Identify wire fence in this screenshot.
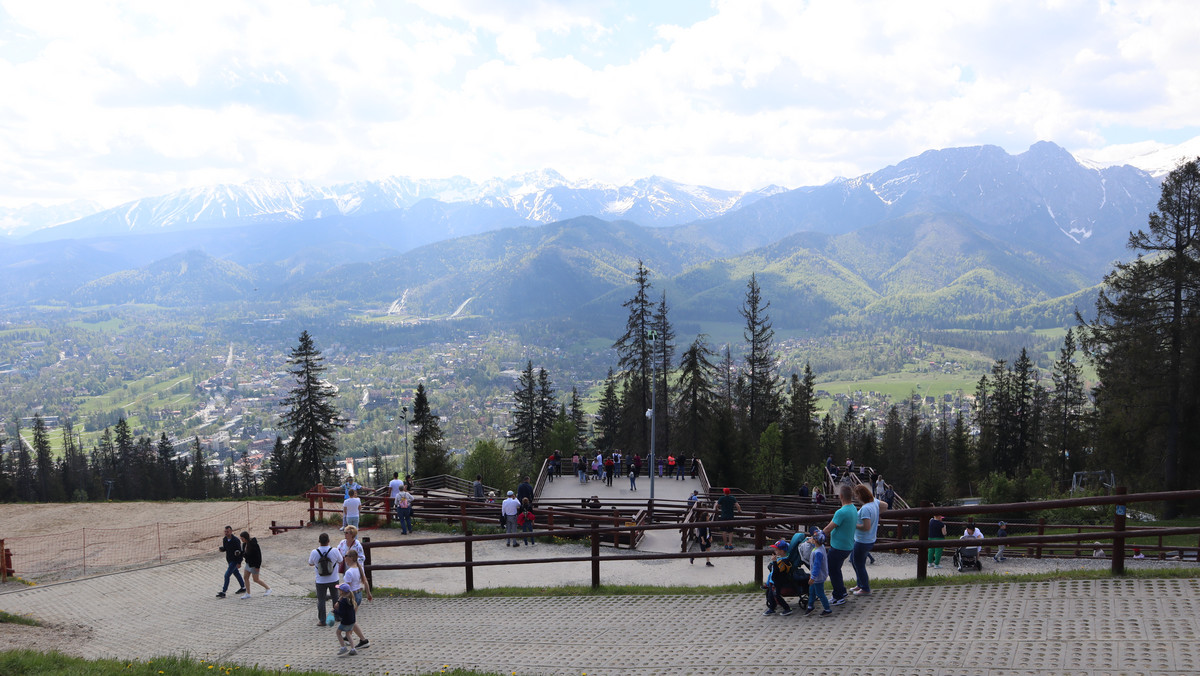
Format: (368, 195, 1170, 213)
(3, 501, 308, 581)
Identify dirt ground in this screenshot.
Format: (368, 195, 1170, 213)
(0, 500, 307, 538)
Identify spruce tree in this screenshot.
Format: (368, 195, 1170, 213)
(651, 292, 676, 458)
(675, 335, 717, 469)
(509, 360, 538, 459)
(1048, 328, 1088, 486)
(612, 261, 654, 454)
(568, 387, 588, 453)
(280, 331, 345, 488)
(594, 370, 621, 452)
(411, 383, 450, 477)
(740, 274, 780, 440)
(32, 414, 62, 501)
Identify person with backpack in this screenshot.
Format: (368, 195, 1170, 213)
(308, 532, 344, 627)
(516, 497, 536, 545)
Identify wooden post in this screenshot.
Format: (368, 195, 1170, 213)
(1, 539, 6, 583)
(385, 497, 393, 526)
(546, 506, 555, 531)
(917, 503, 929, 581)
(591, 522, 601, 589)
(463, 512, 474, 592)
(1035, 518, 1046, 559)
(1112, 486, 1127, 575)
(611, 507, 621, 548)
(308, 493, 316, 524)
(157, 523, 163, 563)
(363, 536, 373, 591)
(754, 511, 765, 586)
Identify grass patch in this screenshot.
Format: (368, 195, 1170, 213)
(0, 610, 41, 626)
(0, 651, 499, 676)
(372, 567, 1200, 599)
(372, 582, 762, 598)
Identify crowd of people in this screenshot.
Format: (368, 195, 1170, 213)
(544, 450, 701, 488)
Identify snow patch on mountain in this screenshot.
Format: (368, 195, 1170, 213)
(1076, 135, 1200, 177)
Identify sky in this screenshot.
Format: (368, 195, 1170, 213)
(1, 0, 1198, 209)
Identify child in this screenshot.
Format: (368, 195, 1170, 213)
(691, 515, 714, 567)
(993, 521, 1008, 562)
(334, 584, 358, 656)
(762, 539, 793, 616)
(341, 549, 372, 650)
(805, 531, 832, 616)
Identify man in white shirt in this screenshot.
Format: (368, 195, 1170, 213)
(501, 490, 522, 547)
(343, 488, 362, 529)
(388, 472, 404, 518)
(308, 532, 344, 627)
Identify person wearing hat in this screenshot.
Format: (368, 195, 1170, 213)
(501, 489, 522, 546)
(762, 539, 793, 616)
(805, 530, 832, 616)
(994, 521, 1008, 562)
(334, 583, 359, 656)
(715, 487, 742, 550)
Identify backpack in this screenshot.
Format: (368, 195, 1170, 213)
(315, 547, 335, 577)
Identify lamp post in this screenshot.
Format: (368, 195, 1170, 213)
(647, 328, 657, 501)
(400, 404, 410, 476)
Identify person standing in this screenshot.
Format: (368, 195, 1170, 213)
(343, 488, 362, 530)
(309, 532, 343, 626)
(394, 485, 415, 535)
(517, 476, 534, 504)
(340, 475, 361, 529)
(691, 513, 714, 566)
(798, 482, 810, 500)
(628, 465, 637, 491)
(666, 454, 676, 479)
(517, 497, 536, 545)
(472, 475, 484, 501)
(338, 525, 365, 573)
(613, 450, 622, 476)
(216, 525, 245, 598)
(239, 531, 272, 598)
(928, 514, 947, 568)
(715, 487, 742, 550)
(604, 456, 615, 486)
(501, 490, 521, 546)
(821, 484, 857, 605)
(632, 453, 643, 478)
(849, 484, 880, 596)
(388, 473, 405, 518)
(994, 521, 1008, 562)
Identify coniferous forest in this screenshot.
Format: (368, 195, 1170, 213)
(1, 159, 1198, 512)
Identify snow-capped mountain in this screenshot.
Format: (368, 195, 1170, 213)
(1075, 135, 1200, 177)
(0, 199, 103, 237)
(25, 172, 779, 242)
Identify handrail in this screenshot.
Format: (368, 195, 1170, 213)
(359, 488, 1200, 591)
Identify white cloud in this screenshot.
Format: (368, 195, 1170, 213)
(0, 0, 1198, 208)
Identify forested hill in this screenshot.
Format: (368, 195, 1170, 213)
(0, 141, 1163, 331)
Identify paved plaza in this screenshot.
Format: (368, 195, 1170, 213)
(2, 554, 1198, 675)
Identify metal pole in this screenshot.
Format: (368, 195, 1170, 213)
(649, 365, 656, 501)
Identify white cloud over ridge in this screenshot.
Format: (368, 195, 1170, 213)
(0, 0, 1197, 208)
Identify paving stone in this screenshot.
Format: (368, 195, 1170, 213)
(2, 558, 1199, 674)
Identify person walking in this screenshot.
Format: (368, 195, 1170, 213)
(501, 490, 521, 546)
(715, 487, 742, 550)
(340, 475, 361, 529)
(805, 531, 833, 616)
(338, 525, 365, 573)
(308, 532, 343, 626)
(849, 484, 880, 597)
(928, 514, 947, 568)
(691, 512, 715, 566)
(472, 474, 484, 501)
(994, 521, 1009, 562)
(215, 525, 245, 598)
(821, 484, 857, 605)
(334, 584, 359, 656)
(239, 531, 272, 598)
(340, 550, 371, 651)
(629, 465, 637, 491)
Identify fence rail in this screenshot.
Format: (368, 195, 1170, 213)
(361, 488, 1200, 592)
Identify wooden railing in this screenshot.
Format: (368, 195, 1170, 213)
(360, 488, 1200, 592)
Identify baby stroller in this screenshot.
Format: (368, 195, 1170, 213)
(771, 534, 812, 607)
(954, 538, 983, 572)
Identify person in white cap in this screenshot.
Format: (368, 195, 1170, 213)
(501, 490, 522, 546)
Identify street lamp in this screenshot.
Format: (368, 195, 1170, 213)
(400, 404, 410, 477)
(647, 328, 657, 501)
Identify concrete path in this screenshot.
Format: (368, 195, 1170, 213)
(2, 547, 1198, 675)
